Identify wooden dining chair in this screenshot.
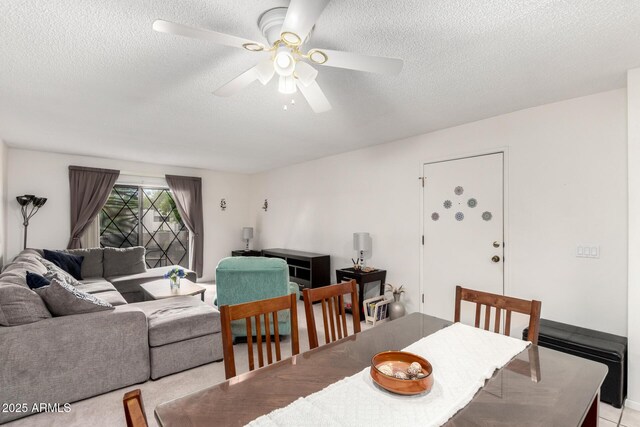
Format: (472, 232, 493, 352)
(123, 389, 148, 427)
(454, 285, 542, 345)
(220, 293, 299, 379)
(303, 280, 361, 350)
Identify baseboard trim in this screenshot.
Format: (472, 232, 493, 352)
(625, 398, 640, 410)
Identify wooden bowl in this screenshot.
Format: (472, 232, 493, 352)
(370, 351, 434, 395)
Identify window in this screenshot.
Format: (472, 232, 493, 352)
(100, 185, 189, 269)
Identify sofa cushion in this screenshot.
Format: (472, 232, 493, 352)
(103, 247, 146, 277)
(94, 290, 128, 306)
(75, 280, 117, 294)
(26, 272, 50, 289)
(3, 259, 48, 277)
(107, 266, 196, 295)
(133, 296, 220, 347)
(0, 285, 52, 326)
(0, 271, 29, 288)
(43, 249, 83, 280)
(35, 277, 114, 316)
(41, 259, 81, 285)
(66, 248, 104, 278)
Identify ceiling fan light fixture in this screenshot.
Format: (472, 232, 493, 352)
(295, 61, 318, 87)
(274, 47, 296, 76)
(242, 42, 264, 52)
(278, 75, 297, 94)
(281, 31, 302, 46)
(308, 49, 328, 65)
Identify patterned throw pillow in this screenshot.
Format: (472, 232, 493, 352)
(40, 259, 81, 286)
(34, 276, 114, 316)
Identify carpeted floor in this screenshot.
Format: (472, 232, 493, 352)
(7, 284, 369, 427)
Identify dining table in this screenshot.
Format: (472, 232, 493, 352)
(154, 313, 608, 427)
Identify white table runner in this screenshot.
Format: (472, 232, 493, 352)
(247, 322, 529, 427)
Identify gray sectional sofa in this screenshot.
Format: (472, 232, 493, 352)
(0, 247, 222, 424)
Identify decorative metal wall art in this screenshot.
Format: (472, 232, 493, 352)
(262, 199, 268, 212)
(454, 186, 464, 195)
(220, 198, 227, 211)
(455, 212, 464, 221)
(443, 200, 452, 209)
(482, 211, 492, 221)
(467, 198, 477, 208)
(431, 212, 439, 221)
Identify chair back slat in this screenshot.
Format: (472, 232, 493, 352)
(505, 310, 512, 336)
(303, 280, 361, 350)
(454, 285, 542, 345)
(220, 293, 299, 379)
(255, 315, 264, 368)
(484, 305, 491, 330)
(494, 305, 501, 333)
(246, 318, 255, 371)
(273, 311, 281, 361)
(328, 296, 337, 341)
(264, 313, 273, 364)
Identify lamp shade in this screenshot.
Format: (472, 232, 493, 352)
(353, 232, 372, 252)
(242, 227, 254, 240)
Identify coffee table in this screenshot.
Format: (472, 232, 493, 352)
(141, 278, 206, 302)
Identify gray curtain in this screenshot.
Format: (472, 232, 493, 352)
(67, 166, 119, 249)
(165, 175, 204, 277)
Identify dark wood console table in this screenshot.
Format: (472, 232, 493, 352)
(336, 268, 387, 320)
(262, 248, 330, 293)
(231, 250, 262, 257)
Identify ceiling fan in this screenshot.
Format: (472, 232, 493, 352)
(153, 0, 403, 113)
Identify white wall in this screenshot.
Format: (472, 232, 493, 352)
(627, 69, 640, 409)
(5, 148, 252, 281)
(250, 89, 628, 336)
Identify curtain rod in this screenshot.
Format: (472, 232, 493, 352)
(119, 171, 166, 179)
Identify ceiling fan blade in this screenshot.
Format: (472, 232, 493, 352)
(255, 59, 275, 85)
(295, 61, 318, 86)
(213, 66, 260, 97)
(315, 49, 403, 75)
(153, 19, 264, 50)
(281, 0, 330, 43)
(296, 80, 331, 113)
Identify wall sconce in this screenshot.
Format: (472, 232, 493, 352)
(220, 198, 227, 211)
(262, 199, 268, 211)
(17, 195, 47, 250)
(353, 232, 372, 269)
(242, 227, 254, 251)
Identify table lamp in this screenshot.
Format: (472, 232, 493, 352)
(353, 232, 372, 268)
(17, 195, 47, 250)
(242, 227, 254, 251)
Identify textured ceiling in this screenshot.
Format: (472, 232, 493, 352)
(1, 0, 640, 173)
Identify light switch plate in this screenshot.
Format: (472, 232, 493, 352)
(576, 245, 600, 258)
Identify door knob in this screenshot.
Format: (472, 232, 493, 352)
(491, 255, 501, 263)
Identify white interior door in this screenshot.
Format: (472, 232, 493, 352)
(422, 153, 504, 324)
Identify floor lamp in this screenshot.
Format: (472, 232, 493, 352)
(17, 195, 47, 250)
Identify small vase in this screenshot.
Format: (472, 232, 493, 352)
(388, 293, 405, 320)
(170, 276, 180, 290)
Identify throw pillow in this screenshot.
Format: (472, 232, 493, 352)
(0, 285, 52, 326)
(26, 271, 51, 289)
(40, 259, 80, 286)
(103, 247, 146, 277)
(43, 249, 84, 280)
(34, 276, 114, 316)
(66, 248, 103, 278)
